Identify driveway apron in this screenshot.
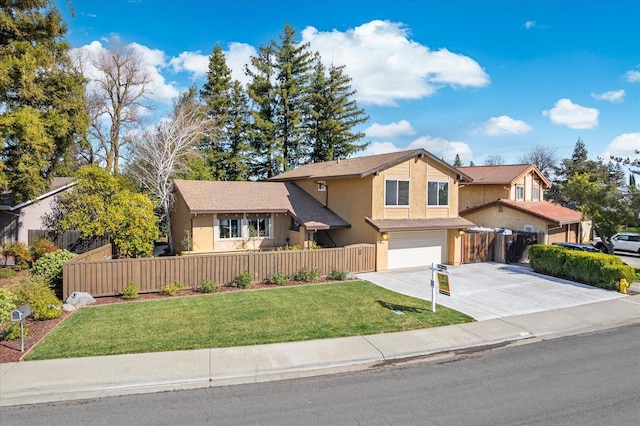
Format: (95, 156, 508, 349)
(358, 262, 626, 321)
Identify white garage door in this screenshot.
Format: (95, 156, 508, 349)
(388, 230, 446, 269)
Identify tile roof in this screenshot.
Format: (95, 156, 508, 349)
(458, 164, 551, 188)
(365, 217, 476, 232)
(460, 199, 584, 225)
(271, 149, 472, 182)
(173, 180, 350, 230)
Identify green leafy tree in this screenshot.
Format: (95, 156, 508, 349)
(307, 58, 369, 162)
(0, 0, 88, 203)
(46, 166, 158, 258)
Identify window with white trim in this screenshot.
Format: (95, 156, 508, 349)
(219, 218, 242, 239)
(428, 181, 449, 206)
(385, 180, 410, 206)
(533, 186, 540, 201)
(516, 185, 524, 201)
(247, 214, 271, 238)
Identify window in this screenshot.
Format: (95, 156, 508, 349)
(247, 215, 271, 238)
(385, 180, 409, 206)
(428, 181, 449, 206)
(533, 186, 540, 201)
(317, 181, 326, 192)
(516, 185, 524, 201)
(219, 218, 241, 239)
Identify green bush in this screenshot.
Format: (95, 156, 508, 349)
(30, 238, 58, 262)
(0, 287, 18, 324)
(294, 267, 320, 282)
(270, 271, 291, 286)
(10, 276, 62, 320)
(3, 322, 27, 340)
(233, 271, 252, 288)
(328, 269, 348, 281)
(122, 281, 139, 299)
(197, 280, 218, 293)
(3, 242, 31, 269)
(29, 250, 77, 287)
(0, 268, 16, 280)
(161, 281, 185, 296)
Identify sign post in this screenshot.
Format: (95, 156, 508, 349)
(430, 263, 450, 312)
(11, 304, 32, 353)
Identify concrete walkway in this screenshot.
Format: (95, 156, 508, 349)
(358, 262, 627, 320)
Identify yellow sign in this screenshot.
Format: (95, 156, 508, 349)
(437, 272, 450, 296)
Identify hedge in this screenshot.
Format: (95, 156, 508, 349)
(528, 244, 634, 290)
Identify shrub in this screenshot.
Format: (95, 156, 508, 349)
(276, 245, 300, 251)
(3, 322, 27, 340)
(29, 250, 77, 287)
(10, 276, 62, 320)
(0, 268, 16, 280)
(3, 242, 31, 269)
(161, 281, 185, 296)
(270, 271, 291, 286)
(0, 287, 18, 324)
(30, 238, 59, 262)
(294, 267, 320, 282)
(122, 281, 139, 299)
(233, 271, 252, 288)
(197, 280, 218, 293)
(328, 269, 348, 281)
(308, 241, 322, 250)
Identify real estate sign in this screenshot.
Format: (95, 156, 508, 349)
(437, 272, 450, 296)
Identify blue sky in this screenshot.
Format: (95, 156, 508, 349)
(57, 0, 640, 169)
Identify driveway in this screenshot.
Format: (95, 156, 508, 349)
(358, 262, 626, 321)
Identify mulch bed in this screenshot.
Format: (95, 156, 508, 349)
(0, 278, 331, 364)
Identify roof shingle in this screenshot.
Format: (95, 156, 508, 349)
(458, 164, 550, 188)
(460, 199, 584, 225)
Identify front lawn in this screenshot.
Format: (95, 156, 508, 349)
(26, 281, 473, 360)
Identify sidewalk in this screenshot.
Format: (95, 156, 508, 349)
(2, 293, 639, 407)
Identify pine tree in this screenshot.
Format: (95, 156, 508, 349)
(307, 59, 369, 162)
(0, 0, 88, 203)
(453, 154, 462, 167)
(225, 81, 251, 180)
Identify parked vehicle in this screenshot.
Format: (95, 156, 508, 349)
(552, 242, 600, 253)
(593, 232, 640, 255)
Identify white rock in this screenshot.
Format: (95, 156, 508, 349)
(62, 304, 76, 312)
(65, 291, 95, 308)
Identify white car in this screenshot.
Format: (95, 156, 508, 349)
(594, 232, 640, 255)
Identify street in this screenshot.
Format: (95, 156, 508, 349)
(3, 324, 639, 425)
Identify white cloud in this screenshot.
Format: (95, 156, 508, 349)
(542, 98, 599, 129)
(300, 20, 490, 106)
(523, 21, 536, 29)
(365, 120, 416, 138)
(472, 115, 532, 135)
(591, 90, 625, 103)
(626, 67, 640, 83)
(225, 42, 257, 86)
(408, 135, 473, 164)
(601, 132, 640, 160)
(169, 51, 209, 78)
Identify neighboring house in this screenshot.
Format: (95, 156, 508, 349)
(0, 177, 76, 246)
(457, 164, 591, 244)
(171, 149, 475, 270)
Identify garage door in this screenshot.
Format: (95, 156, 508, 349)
(388, 230, 446, 269)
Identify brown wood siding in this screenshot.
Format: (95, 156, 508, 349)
(62, 244, 376, 299)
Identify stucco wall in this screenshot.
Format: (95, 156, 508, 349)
(461, 205, 549, 234)
(459, 184, 509, 211)
(170, 190, 192, 254)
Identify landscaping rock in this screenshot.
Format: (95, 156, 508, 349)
(65, 291, 95, 308)
(62, 304, 76, 312)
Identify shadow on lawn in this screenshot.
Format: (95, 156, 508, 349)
(377, 300, 427, 314)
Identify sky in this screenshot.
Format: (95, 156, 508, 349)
(56, 0, 640, 170)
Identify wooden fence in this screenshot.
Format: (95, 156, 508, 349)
(463, 231, 544, 264)
(62, 244, 376, 299)
(28, 230, 110, 254)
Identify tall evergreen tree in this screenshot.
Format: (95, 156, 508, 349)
(307, 59, 368, 162)
(0, 0, 88, 203)
(453, 154, 462, 168)
(225, 81, 251, 180)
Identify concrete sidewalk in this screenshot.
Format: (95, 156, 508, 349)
(2, 293, 639, 407)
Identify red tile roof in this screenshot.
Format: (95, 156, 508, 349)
(460, 199, 584, 225)
(271, 149, 472, 182)
(173, 180, 350, 230)
(458, 164, 551, 188)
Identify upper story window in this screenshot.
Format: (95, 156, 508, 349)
(219, 218, 242, 239)
(385, 180, 410, 206)
(533, 186, 540, 201)
(428, 181, 449, 206)
(516, 185, 525, 201)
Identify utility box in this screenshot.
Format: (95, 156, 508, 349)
(11, 304, 32, 322)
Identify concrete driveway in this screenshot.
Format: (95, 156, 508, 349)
(358, 262, 626, 321)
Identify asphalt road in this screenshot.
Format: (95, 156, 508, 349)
(617, 252, 640, 269)
(3, 325, 639, 425)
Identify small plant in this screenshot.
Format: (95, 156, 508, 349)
(270, 271, 291, 286)
(122, 281, 139, 299)
(294, 267, 320, 282)
(307, 241, 322, 250)
(0, 287, 18, 324)
(3, 242, 31, 270)
(197, 279, 218, 293)
(29, 250, 77, 287)
(233, 271, 252, 288)
(328, 269, 348, 281)
(181, 230, 193, 253)
(10, 276, 62, 320)
(276, 244, 300, 251)
(3, 322, 27, 340)
(30, 300, 62, 320)
(0, 268, 16, 280)
(30, 238, 58, 262)
(161, 281, 185, 296)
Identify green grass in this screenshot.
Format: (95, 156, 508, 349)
(26, 281, 473, 360)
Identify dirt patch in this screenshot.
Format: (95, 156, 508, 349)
(1, 278, 335, 364)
